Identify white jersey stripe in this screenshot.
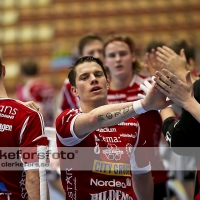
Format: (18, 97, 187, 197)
(19, 116, 29, 144)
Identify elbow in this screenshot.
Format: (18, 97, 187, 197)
(88, 110, 101, 128)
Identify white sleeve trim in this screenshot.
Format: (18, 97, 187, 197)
(131, 162, 151, 174)
(19, 117, 30, 144)
(130, 123, 151, 174)
(130, 150, 151, 174)
(57, 113, 91, 146)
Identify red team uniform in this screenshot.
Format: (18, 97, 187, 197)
(56, 108, 151, 200)
(59, 75, 168, 186)
(0, 98, 48, 200)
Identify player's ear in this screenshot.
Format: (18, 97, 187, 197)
(106, 80, 109, 89)
(131, 52, 136, 63)
(71, 86, 79, 97)
(2, 64, 6, 77)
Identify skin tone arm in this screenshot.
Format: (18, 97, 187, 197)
(74, 85, 171, 138)
(154, 68, 200, 123)
(26, 170, 50, 200)
(132, 172, 153, 200)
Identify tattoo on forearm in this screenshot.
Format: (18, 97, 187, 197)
(106, 113, 113, 119)
(97, 115, 104, 122)
(114, 110, 121, 117)
(123, 106, 129, 114)
(97, 106, 131, 122)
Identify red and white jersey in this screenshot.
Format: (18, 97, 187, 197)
(107, 74, 168, 184)
(56, 108, 151, 200)
(0, 98, 48, 200)
(58, 78, 79, 113)
(17, 79, 55, 126)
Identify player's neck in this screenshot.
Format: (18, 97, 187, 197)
(0, 85, 8, 98)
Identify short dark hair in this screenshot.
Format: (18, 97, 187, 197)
(68, 56, 107, 87)
(78, 34, 103, 56)
(0, 59, 2, 77)
(104, 34, 142, 74)
(171, 40, 195, 63)
(20, 60, 38, 76)
(145, 41, 165, 53)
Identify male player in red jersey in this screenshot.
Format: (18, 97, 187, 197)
(0, 59, 49, 200)
(58, 34, 104, 113)
(56, 56, 171, 200)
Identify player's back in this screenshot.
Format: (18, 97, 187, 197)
(0, 98, 45, 200)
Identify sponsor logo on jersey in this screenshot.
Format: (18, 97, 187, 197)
(90, 178, 131, 188)
(90, 189, 133, 200)
(0, 124, 12, 132)
(19, 171, 28, 199)
(103, 144, 123, 161)
(92, 160, 131, 177)
(97, 127, 117, 132)
(0, 106, 18, 119)
(126, 143, 133, 158)
(98, 134, 121, 143)
(108, 94, 126, 100)
(127, 96, 140, 101)
(65, 168, 76, 200)
(165, 131, 171, 143)
(0, 113, 15, 119)
(120, 133, 137, 138)
(118, 122, 138, 127)
(0, 106, 18, 115)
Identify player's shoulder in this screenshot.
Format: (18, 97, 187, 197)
(12, 99, 41, 115)
(58, 108, 81, 118)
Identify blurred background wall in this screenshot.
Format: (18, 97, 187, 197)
(0, 0, 200, 96)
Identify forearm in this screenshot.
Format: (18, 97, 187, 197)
(183, 98, 200, 123)
(160, 107, 176, 122)
(26, 170, 50, 200)
(75, 102, 140, 138)
(132, 172, 154, 200)
(26, 170, 40, 200)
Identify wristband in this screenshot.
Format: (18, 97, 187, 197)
(133, 100, 146, 114)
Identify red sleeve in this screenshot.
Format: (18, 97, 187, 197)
(56, 109, 84, 146)
(59, 80, 79, 112)
(20, 111, 48, 166)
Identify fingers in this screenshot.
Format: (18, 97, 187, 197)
(162, 46, 175, 55)
(156, 46, 175, 63)
(155, 70, 174, 89)
(143, 80, 153, 89)
(156, 50, 168, 63)
(180, 49, 185, 58)
(154, 82, 170, 96)
(160, 68, 178, 84)
(140, 83, 149, 94)
(137, 93, 146, 99)
(185, 71, 192, 85)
